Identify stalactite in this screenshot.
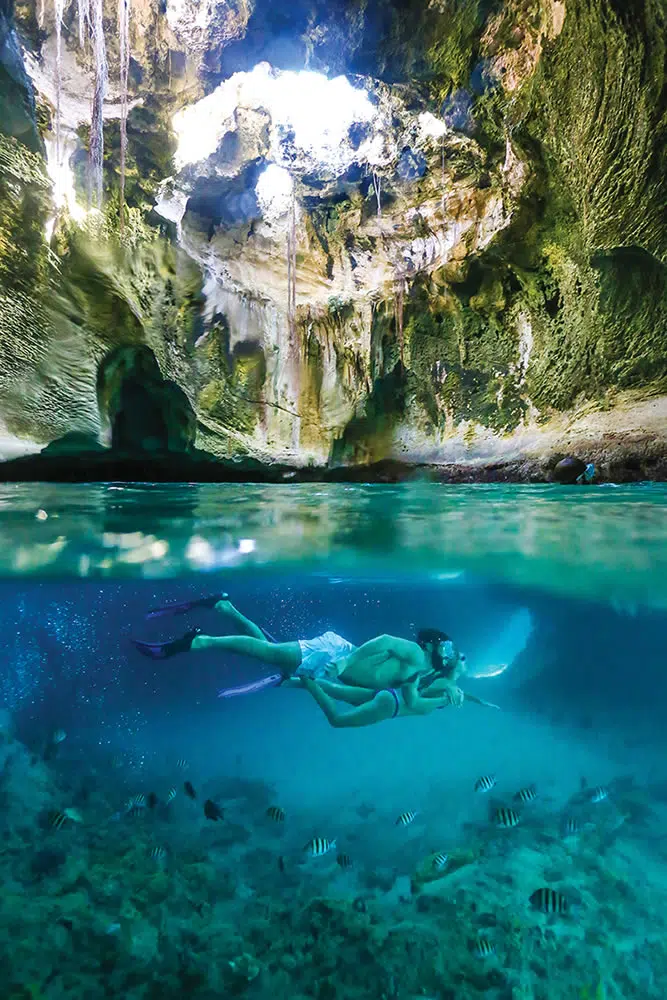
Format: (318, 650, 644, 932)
(441, 135, 446, 223)
(394, 270, 406, 369)
(77, 0, 90, 47)
(286, 184, 297, 342)
(53, 0, 65, 182)
(118, 0, 130, 231)
(372, 171, 382, 219)
(89, 0, 108, 210)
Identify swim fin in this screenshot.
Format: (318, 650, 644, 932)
(145, 594, 227, 619)
(218, 673, 283, 699)
(133, 628, 201, 660)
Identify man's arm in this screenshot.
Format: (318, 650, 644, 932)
(301, 679, 396, 728)
(283, 677, 378, 706)
(402, 678, 462, 714)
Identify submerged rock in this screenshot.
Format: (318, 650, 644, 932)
(228, 952, 261, 982)
(552, 457, 588, 485)
(30, 847, 67, 880)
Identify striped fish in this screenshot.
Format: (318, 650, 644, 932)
(52, 729, 67, 744)
(395, 810, 417, 827)
(49, 811, 69, 830)
(126, 794, 146, 811)
(266, 806, 286, 823)
(149, 846, 167, 862)
(529, 887, 569, 914)
(474, 775, 496, 794)
(166, 788, 177, 804)
(175, 758, 190, 771)
(562, 816, 580, 838)
(514, 785, 537, 804)
(337, 853, 353, 870)
(474, 937, 495, 959)
(590, 786, 608, 804)
(432, 853, 449, 873)
(303, 837, 336, 858)
(494, 807, 520, 829)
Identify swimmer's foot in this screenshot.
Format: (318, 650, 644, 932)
(133, 628, 201, 660)
(213, 594, 236, 615)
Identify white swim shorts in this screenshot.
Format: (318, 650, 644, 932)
(296, 631, 356, 680)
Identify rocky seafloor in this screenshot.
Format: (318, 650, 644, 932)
(2, 715, 667, 1000)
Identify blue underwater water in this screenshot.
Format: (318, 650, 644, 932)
(1, 483, 667, 999)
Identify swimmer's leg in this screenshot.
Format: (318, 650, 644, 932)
(134, 631, 301, 675)
(146, 592, 268, 641)
(192, 635, 302, 676)
(212, 597, 266, 641)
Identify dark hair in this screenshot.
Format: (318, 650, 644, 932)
(417, 629, 451, 648)
(417, 628, 461, 681)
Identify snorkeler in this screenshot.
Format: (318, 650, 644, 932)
(290, 663, 473, 728)
(132, 595, 467, 711)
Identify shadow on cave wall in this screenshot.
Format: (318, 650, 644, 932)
(96, 345, 196, 454)
(44, 344, 197, 457)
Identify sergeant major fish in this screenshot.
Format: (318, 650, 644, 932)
(529, 887, 569, 914)
(514, 785, 537, 804)
(494, 807, 520, 829)
(395, 810, 417, 827)
(304, 837, 336, 858)
(590, 786, 609, 804)
(474, 775, 496, 794)
(474, 938, 495, 959)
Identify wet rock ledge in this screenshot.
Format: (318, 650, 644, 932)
(0, 440, 665, 485)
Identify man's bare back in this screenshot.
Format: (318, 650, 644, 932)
(336, 634, 428, 689)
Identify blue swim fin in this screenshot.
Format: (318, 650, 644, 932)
(133, 629, 201, 659)
(145, 594, 226, 619)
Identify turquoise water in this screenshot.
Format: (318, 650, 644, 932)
(3, 482, 667, 600)
(1, 483, 666, 999)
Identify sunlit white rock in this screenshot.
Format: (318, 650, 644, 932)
(154, 180, 189, 227)
(255, 164, 293, 221)
(44, 133, 87, 226)
(418, 111, 448, 139)
(173, 62, 377, 173)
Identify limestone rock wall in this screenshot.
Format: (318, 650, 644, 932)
(0, 0, 665, 469)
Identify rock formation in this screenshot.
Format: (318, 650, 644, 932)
(0, 0, 665, 475)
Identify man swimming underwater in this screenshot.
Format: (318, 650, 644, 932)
(133, 594, 474, 727)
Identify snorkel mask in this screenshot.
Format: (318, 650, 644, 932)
(439, 639, 458, 668)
